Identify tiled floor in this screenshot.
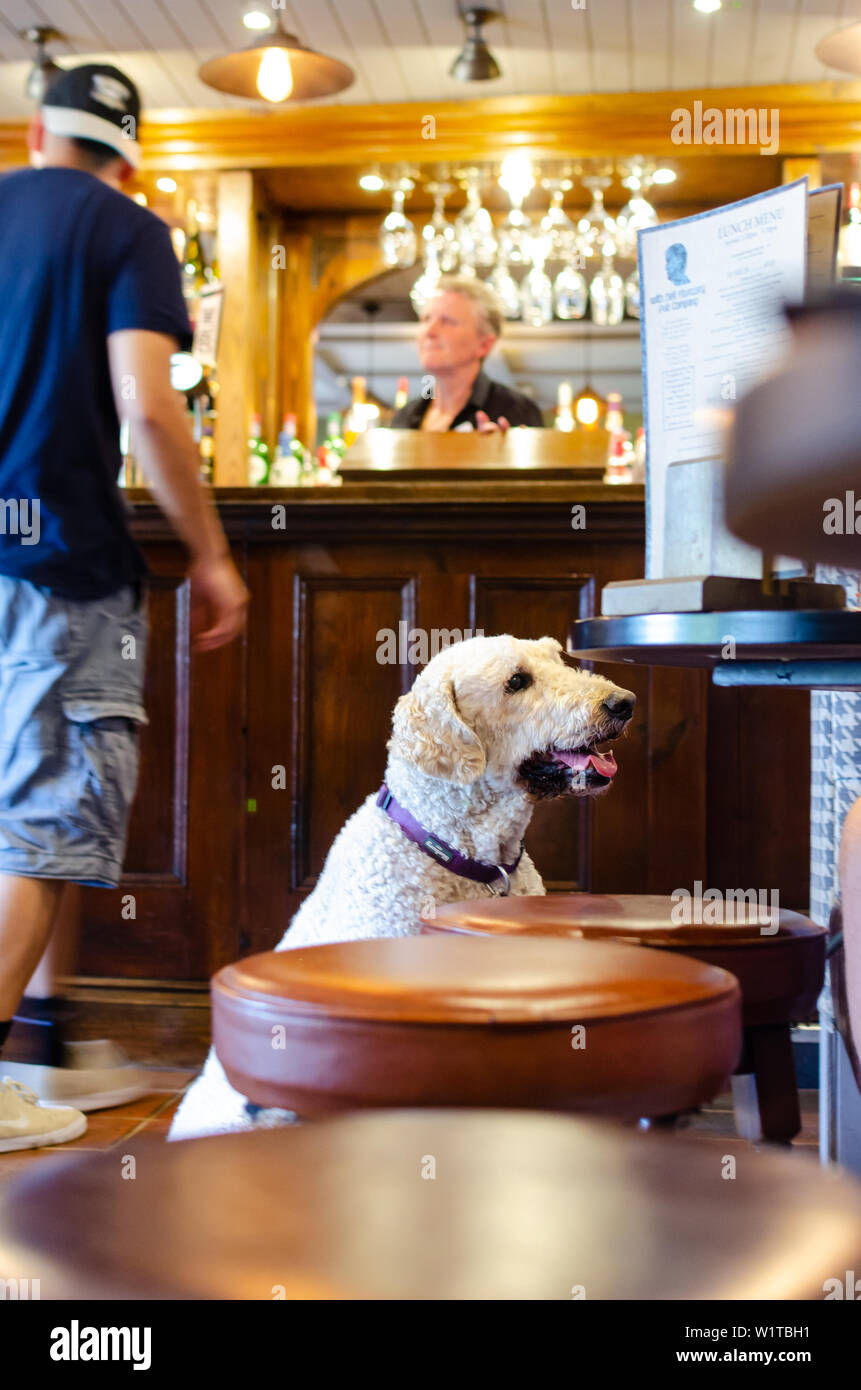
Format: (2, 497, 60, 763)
(0, 1073, 822, 1192)
(0, 1068, 196, 1192)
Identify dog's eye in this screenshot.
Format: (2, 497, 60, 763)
(504, 670, 533, 694)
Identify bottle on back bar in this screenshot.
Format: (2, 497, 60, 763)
(343, 376, 368, 447)
(554, 382, 575, 432)
(247, 413, 270, 485)
(394, 376, 409, 412)
(270, 413, 302, 486)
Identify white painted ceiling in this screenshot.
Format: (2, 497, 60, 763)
(0, 0, 859, 119)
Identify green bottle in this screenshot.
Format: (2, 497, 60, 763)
(247, 413, 270, 485)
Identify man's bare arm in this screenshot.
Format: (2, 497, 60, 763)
(107, 328, 226, 564)
(107, 328, 247, 649)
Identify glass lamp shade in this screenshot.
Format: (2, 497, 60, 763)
(199, 25, 354, 101)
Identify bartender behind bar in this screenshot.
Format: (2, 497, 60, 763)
(391, 276, 543, 433)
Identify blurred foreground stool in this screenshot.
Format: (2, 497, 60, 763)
(421, 895, 826, 1143)
(2, 1110, 861, 1299)
(212, 935, 742, 1122)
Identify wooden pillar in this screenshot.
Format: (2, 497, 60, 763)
(782, 157, 821, 189)
(279, 228, 317, 447)
(214, 171, 258, 485)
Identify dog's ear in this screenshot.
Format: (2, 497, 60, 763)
(388, 675, 486, 784)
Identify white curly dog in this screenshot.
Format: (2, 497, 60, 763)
(169, 634, 635, 1140)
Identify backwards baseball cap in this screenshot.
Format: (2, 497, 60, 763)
(41, 63, 142, 170)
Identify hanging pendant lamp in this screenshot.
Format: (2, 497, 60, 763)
(815, 21, 861, 75)
(199, 20, 354, 103)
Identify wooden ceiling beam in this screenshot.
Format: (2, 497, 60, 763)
(3, 83, 861, 172)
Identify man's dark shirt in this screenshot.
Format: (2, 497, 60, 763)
(391, 368, 543, 430)
(0, 167, 192, 598)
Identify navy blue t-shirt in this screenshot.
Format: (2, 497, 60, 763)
(0, 167, 192, 598)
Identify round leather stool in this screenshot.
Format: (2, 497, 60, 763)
(421, 895, 827, 1142)
(212, 935, 741, 1121)
(2, 1109, 860, 1300)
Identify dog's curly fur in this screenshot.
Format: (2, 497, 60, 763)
(169, 635, 633, 1140)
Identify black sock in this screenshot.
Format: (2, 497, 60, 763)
(0, 1019, 11, 1054)
(9, 996, 67, 1067)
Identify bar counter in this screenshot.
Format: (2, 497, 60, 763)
(70, 483, 811, 1064)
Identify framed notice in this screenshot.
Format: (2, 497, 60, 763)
(192, 282, 224, 369)
(638, 180, 808, 578)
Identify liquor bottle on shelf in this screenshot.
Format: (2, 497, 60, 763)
(182, 201, 207, 304)
(839, 183, 861, 271)
(269, 413, 303, 486)
(199, 424, 215, 485)
(247, 413, 270, 485)
(343, 376, 369, 447)
(394, 376, 409, 412)
(631, 426, 646, 483)
(323, 412, 346, 472)
(554, 382, 575, 432)
(603, 435, 633, 485)
(604, 391, 625, 442)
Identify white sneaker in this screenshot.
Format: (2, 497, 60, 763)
(1, 1040, 149, 1113)
(0, 1077, 87, 1152)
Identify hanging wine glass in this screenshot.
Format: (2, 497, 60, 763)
(577, 176, 616, 256)
(539, 178, 577, 262)
(589, 239, 625, 326)
(553, 257, 589, 320)
(380, 178, 416, 268)
(421, 181, 459, 274)
(519, 234, 553, 326)
(488, 259, 522, 320)
(454, 169, 497, 270)
(498, 152, 535, 266)
(615, 158, 659, 258)
(410, 243, 442, 313)
(624, 266, 641, 319)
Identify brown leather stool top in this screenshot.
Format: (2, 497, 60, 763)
(212, 935, 741, 1121)
(2, 1110, 860, 1300)
(421, 894, 826, 1143)
(421, 894, 826, 1026)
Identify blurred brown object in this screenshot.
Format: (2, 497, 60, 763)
(3, 1109, 861, 1299)
(726, 293, 861, 570)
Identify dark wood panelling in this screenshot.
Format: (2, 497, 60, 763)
(292, 575, 416, 892)
(70, 491, 811, 1064)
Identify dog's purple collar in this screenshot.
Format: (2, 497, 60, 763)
(375, 783, 523, 896)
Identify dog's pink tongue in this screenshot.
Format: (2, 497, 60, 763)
(555, 749, 617, 778)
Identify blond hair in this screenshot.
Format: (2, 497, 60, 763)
(433, 275, 504, 340)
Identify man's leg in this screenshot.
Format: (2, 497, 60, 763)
(0, 874, 65, 1051)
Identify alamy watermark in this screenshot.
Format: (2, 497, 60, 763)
(0, 497, 40, 545)
(671, 882, 779, 932)
(671, 101, 779, 156)
(376, 623, 484, 665)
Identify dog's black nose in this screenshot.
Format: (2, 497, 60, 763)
(602, 691, 636, 720)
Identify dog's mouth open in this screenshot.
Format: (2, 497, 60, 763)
(517, 737, 622, 800)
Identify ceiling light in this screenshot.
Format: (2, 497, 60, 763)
(199, 18, 354, 102)
(133, 192, 148, 206)
(20, 25, 64, 103)
(693, 0, 721, 13)
(242, 9, 272, 29)
(499, 152, 535, 205)
(652, 167, 677, 185)
(359, 173, 385, 192)
(156, 177, 177, 193)
(450, 6, 501, 82)
(816, 21, 861, 75)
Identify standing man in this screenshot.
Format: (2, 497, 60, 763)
(0, 64, 247, 1152)
(391, 276, 543, 433)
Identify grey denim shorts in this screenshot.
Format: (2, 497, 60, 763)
(0, 576, 148, 889)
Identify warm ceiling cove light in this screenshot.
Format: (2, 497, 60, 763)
(652, 167, 677, 185)
(156, 176, 177, 193)
(816, 21, 861, 75)
(693, 0, 721, 12)
(450, 6, 502, 82)
(198, 18, 354, 102)
(359, 173, 385, 192)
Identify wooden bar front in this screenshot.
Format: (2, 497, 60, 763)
(70, 483, 810, 1063)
